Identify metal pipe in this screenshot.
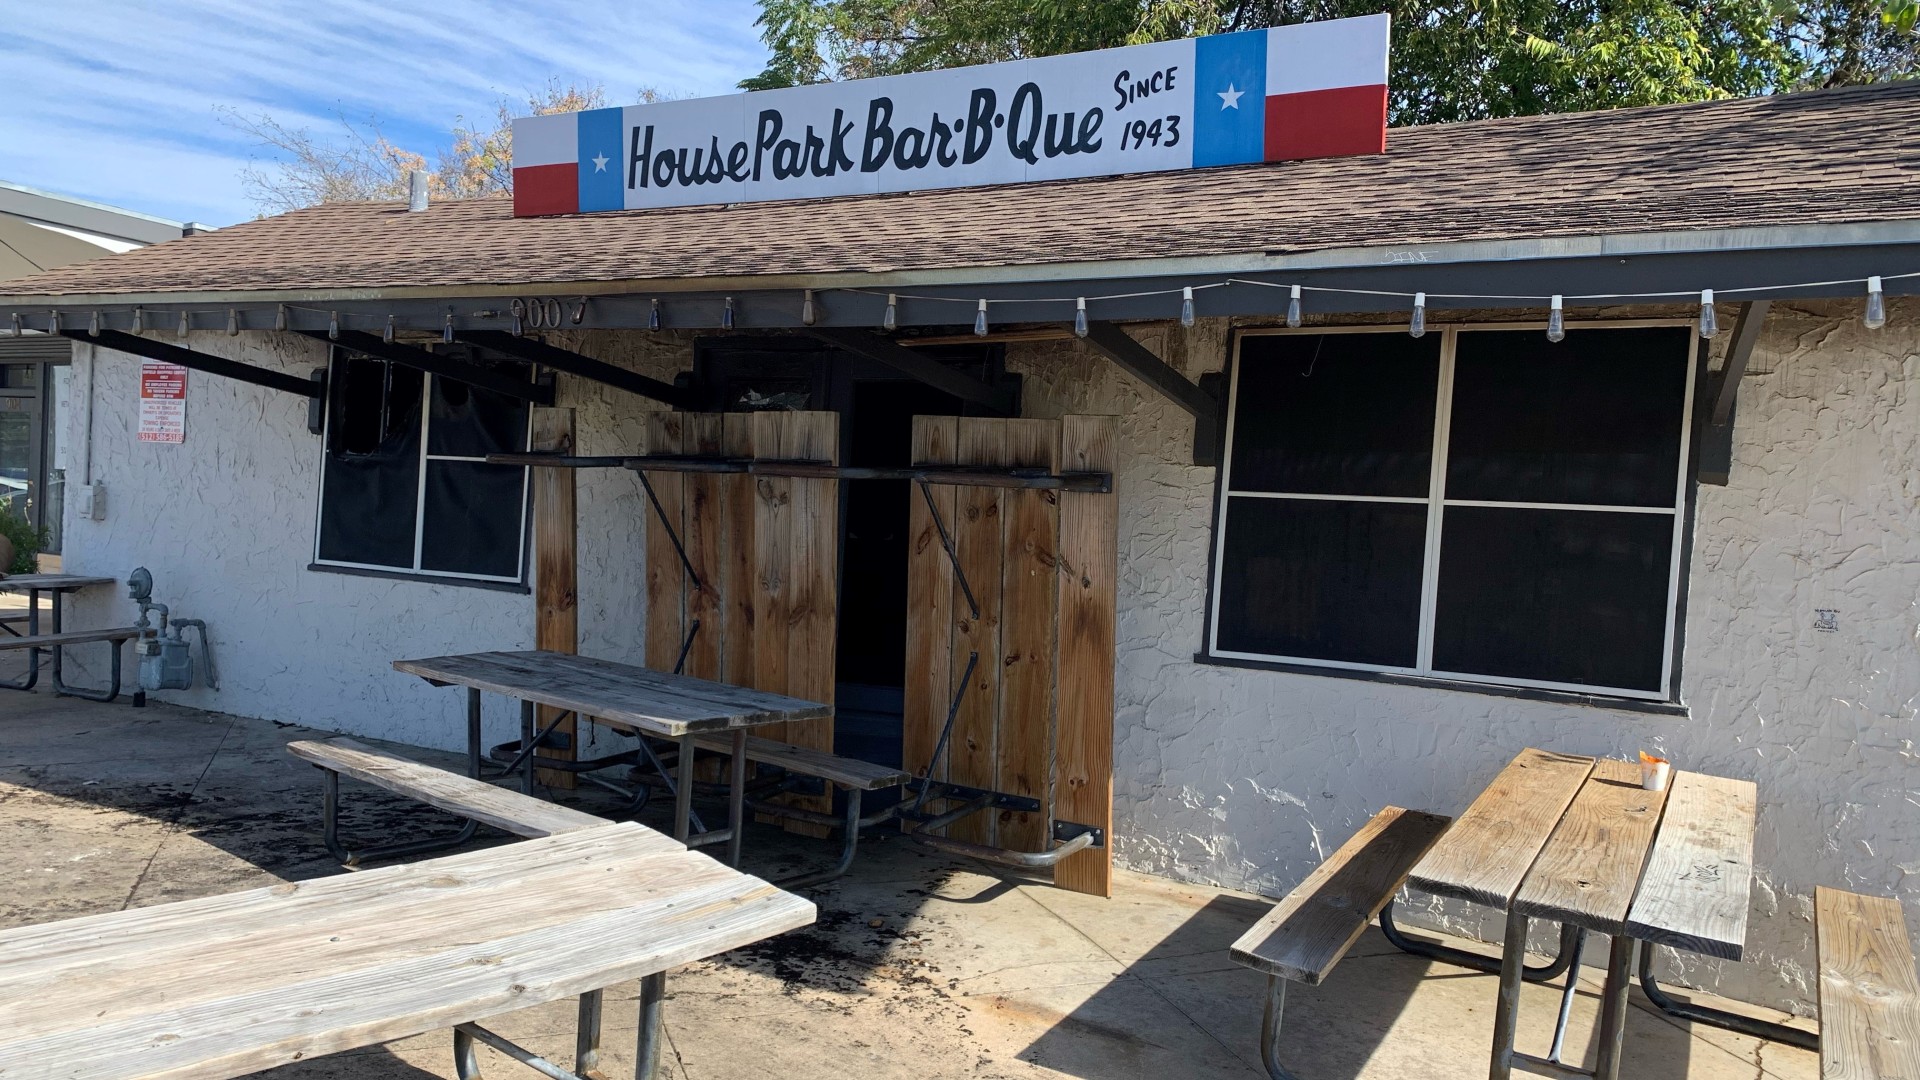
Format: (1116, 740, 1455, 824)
(1546, 929, 1587, 1065)
(1379, 901, 1580, 983)
(913, 792, 994, 835)
(575, 990, 602, 1078)
(1259, 975, 1303, 1080)
(917, 479, 979, 618)
(775, 789, 867, 889)
(911, 651, 977, 813)
(636, 973, 666, 1080)
(911, 826, 1095, 869)
(1636, 944, 1817, 1050)
(454, 1023, 592, 1080)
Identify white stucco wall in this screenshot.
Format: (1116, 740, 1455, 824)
(52, 299, 1917, 1013)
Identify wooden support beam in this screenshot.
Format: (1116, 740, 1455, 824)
(458, 330, 701, 409)
(63, 330, 318, 398)
(1699, 300, 1769, 486)
(805, 327, 1016, 414)
(303, 330, 554, 405)
(531, 408, 579, 790)
(1080, 321, 1220, 466)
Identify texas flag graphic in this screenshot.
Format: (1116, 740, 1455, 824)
(512, 13, 1389, 215)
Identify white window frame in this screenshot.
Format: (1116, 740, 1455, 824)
(1206, 320, 1698, 701)
(312, 360, 533, 585)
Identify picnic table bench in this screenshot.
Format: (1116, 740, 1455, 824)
(0, 573, 134, 702)
(0, 820, 814, 1080)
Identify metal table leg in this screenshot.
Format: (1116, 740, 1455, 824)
(1381, 899, 1580, 983)
(673, 733, 695, 843)
(1592, 937, 1637, 1080)
(519, 700, 537, 795)
(314, 687, 484, 867)
(2, 588, 43, 691)
(635, 971, 666, 1080)
(1487, 912, 1531, 1080)
(1636, 943, 1817, 1049)
(576, 989, 603, 1079)
(1258, 975, 1304, 1080)
(726, 729, 746, 867)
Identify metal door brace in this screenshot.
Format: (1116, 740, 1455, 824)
(910, 650, 977, 812)
(916, 479, 979, 619)
(634, 469, 705, 593)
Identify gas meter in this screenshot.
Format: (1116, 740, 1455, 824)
(127, 567, 218, 693)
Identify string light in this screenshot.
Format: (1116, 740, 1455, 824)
(974, 298, 989, 337)
(327, 311, 340, 341)
(1864, 276, 1886, 330)
(131, 307, 143, 334)
(227, 308, 240, 336)
(274, 304, 288, 332)
(1179, 286, 1195, 328)
(8, 314, 20, 337)
(882, 294, 898, 332)
(510, 298, 525, 336)
(178, 310, 190, 337)
(648, 298, 662, 332)
(1547, 295, 1565, 343)
(1409, 292, 1427, 338)
(89, 310, 101, 337)
(572, 298, 587, 325)
(49, 310, 61, 335)
(721, 296, 735, 330)
(444, 309, 456, 344)
(1074, 297, 1089, 338)
(801, 289, 817, 326)
(1286, 285, 1302, 328)
(1698, 289, 1718, 339)
(383, 314, 396, 344)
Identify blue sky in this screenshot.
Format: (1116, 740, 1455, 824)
(0, 0, 770, 227)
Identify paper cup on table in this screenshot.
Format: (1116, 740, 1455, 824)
(1640, 756, 1671, 791)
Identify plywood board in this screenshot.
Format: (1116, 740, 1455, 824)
(1625, 771, 1757, 960)
(530, 407, 579, 788)
(1052, 414, 1117, 896)
(1513, 757, 1670, 934)
(1408, 748, 1594, 909)
(1816, 886, 1920, 1080)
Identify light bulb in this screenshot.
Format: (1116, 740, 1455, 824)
(178, 310, 189, 336)
(572, 298, 587, 325)
(801, 289, 816, 327)
(510, 298, 524, 336)
(1699, 290, 1718, 339)
(328, 311, 340, 341)
(49, 310, 61, 335)
(1074, 297, 1089, 338)
(1409, 293, 1427, 339)
(89, 310, 101, 337)
(227, 308, 240, 336)
(1180, 287, 1195, 328)
(1286, 285, 1302, 328)
(1864, 276, 1886, 330)
(444, 310, 455, 344)
(882, 294, 898, 332)
(974, 299, 989, 337)
(8, 313, 20, 337)
(722, 296, 736, 330)
(131, 307, 144, 333)
(648, 298, 662, 332)
(1546, 295, 1565, 343)
(383, 314, 395, 343)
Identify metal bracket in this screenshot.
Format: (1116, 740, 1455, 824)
(1052, 819, 1106, 849)
(916, 479, 980, 619)
(909, 650, 978, 813)
(634, 468, 705, 592)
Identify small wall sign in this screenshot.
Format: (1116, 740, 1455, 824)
(138, 359, 187, 444)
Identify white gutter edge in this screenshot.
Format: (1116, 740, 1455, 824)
(5, 219, 1918, 308)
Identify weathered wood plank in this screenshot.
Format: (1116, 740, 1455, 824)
(0, 626, 138, 651)
(1816, 886, 1920, 1080)
(997, 418, 1060, 854)
(0, 824, 815, 1080)
(751, 411, 793, 740)
(720, 413, 760, 689)
(692, 733, 911, 791)
(1625, 770, 1757, 960)
(682, 413, 726, 684)
(777, 412, 840, 831)
(947, 418, 1007, 846)
(1231, 807, 1453, 985)
(288, 737, 607, 839)
(1407, 748, 1595, 910)
(531, 406, 579, 788)
(1053, 414, 1118, 897)
(393, 651, 830, 736)
(0, 574, 116, 593)
(1513, 757, 1670, 934)
(903, 416, 958, 812)
(642, 412, 687, 676)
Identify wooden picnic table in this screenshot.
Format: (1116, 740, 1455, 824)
(1395, 748, 1757, 1080)
(0, 820, 815, 1080)
(393, 650, 832, 866)
(0, 573, 127, 699)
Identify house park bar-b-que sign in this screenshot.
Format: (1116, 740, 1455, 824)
(511, 13, 1390, 215)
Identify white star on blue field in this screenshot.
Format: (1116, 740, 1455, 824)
(1218, 84, 1246, 109)
(0, 0, 767, 226)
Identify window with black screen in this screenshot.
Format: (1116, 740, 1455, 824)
(1208, 324, 1695, 700)
(314, 349, 531, 584)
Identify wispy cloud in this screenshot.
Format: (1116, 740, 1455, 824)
(0, 0, 769, 225)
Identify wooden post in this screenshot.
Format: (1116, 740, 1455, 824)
(531, 407, 578, 789)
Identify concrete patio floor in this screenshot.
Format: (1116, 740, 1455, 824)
(0, 656, 1820, 1079)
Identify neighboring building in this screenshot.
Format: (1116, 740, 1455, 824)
(0, 80, 1916, 1017)
(0, 181, 204, 565)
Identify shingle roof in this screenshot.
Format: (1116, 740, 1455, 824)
(7, 81, 1919, 300)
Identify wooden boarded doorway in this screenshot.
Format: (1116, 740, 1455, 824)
(904, 415, 1118, 896)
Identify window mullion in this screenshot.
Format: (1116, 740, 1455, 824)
(411, 372, 432, 573)
(1414, 329, 1457, 674)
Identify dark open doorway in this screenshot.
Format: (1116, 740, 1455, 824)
(690, 336, 1012, 776)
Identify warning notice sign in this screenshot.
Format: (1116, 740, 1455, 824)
(139, 360, 187, 443)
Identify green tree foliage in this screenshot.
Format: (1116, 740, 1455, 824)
(742, 0, 1919, 125)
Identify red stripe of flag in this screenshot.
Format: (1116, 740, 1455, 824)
(513, 163, 580, 217)
(1263, 84, 1388, 162)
